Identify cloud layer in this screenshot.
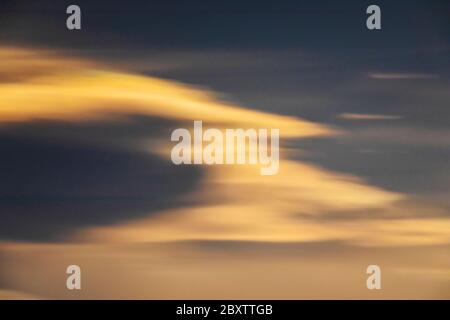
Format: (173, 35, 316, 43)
(0, 46, 449, 299)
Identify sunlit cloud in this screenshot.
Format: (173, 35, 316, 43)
(1, 240, 450, 299)
(77, 160, 403, 244)
(1, 45, 450, 299)
(1, 45, 449, 248)
(0, 47, 333, 139)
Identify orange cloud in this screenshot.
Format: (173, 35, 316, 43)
(1, 45, 450, 299)
(0, 46, 333, 138)
(2, 45, 449, 247)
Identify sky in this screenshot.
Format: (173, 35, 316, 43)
(0, 0, 449, 299)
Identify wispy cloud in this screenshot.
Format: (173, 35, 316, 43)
(338, 113, 403, 120)
(367, 72, 439, 80)
(348, 126, 450, 147)
(0, 46, 333, 138)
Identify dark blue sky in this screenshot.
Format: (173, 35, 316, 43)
(1, 0, 448, 52)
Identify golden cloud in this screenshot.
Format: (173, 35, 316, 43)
(1, 46, 449, 247)
(1, 45, 450, 299)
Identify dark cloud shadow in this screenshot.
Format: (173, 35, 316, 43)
(0, 116, 203, 242)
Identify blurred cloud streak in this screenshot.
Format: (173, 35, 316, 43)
(0, 45, 449, 299)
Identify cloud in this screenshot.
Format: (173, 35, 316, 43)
(0, 45, 450, 299)
(0, 45, 337, 242)
(1, 241, 450, 299)
(1, 45, 450, 248)
(368, 73, 439, 80)
(337, 113, 403, 120)
(0, 46, 334, 138)
(0, 123, 202, 241)
(348, 126, 450, 147)
(0, 289, 41, 300)
(77, 160, 404, 244)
